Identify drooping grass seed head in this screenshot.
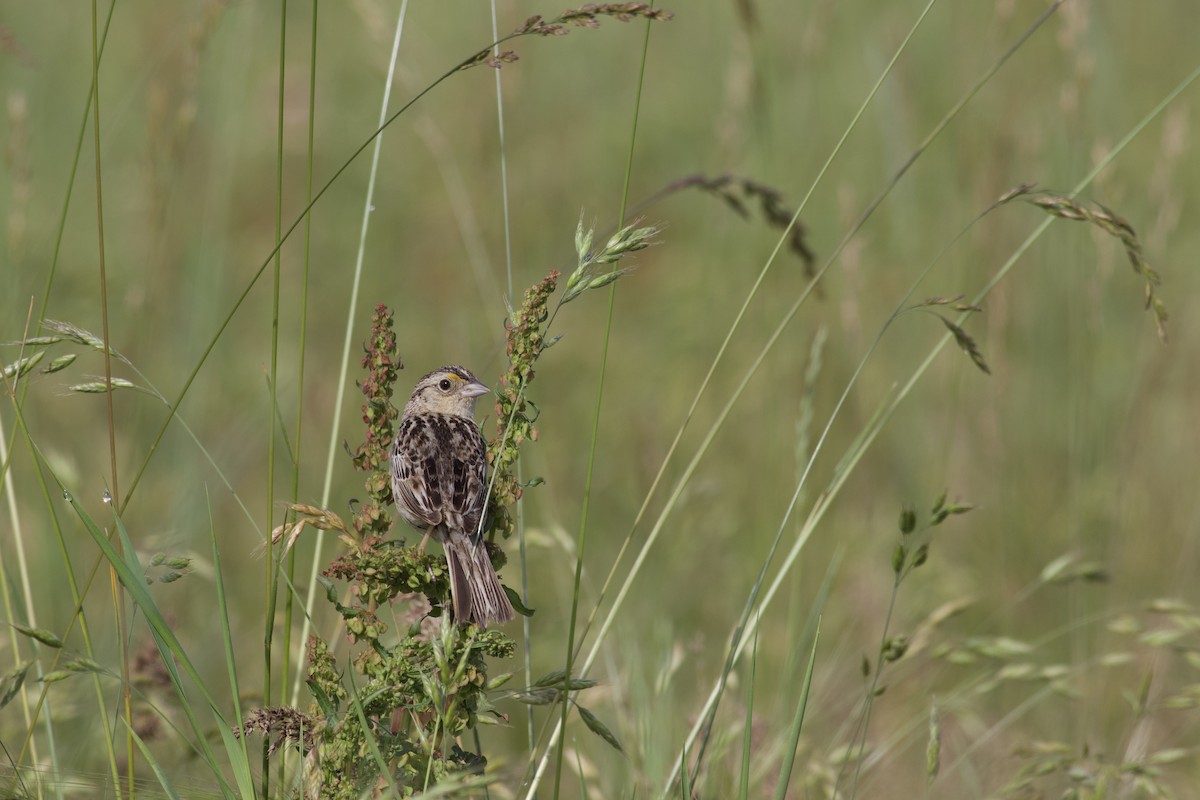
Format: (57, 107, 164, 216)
(404, 365, 490, 418)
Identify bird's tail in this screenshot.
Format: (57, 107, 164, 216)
(444, 531, 515, 629)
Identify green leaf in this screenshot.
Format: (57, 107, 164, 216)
(318, 574, 341, 605)
(577, 705, 623, 752)
(127, 721, 183, 800)
(504, 585, 535, 617)
(775, 619, 820, 800)
(308, 679, 338, 719)
(739, 628, 759, 800)
(66, 492, 238, 795)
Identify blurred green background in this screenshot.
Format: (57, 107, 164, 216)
(2, 0, 1198, 796)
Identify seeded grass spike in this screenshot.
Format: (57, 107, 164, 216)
(563, 215, 658, 304)
(926, 701, 941, 786)
(487, 216, 658, 541)
(663, 173, 816, 275)
(69, 377, 149, 394)
(909, 295, 990, 375)
(41, 318, 131, 364)
(2, 352, 44, 380)
(843, 492, 974, 797)
(1001, 184, 1168, 342)
(457, 3, 673, 72)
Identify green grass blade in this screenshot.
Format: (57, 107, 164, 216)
(208, 487, 256, 798)
(261, 2, 289, 792)
(738, 625, 759, 800)
(679, 745, 689, 800)
(528, 7, 1067, 794)
(87, 0, 131, 786)
(561, 0, 943, 693)
(281, 3, 321, 786)
(487, 0, 534, 760)
(773, 618, 821, 800)
(126, 723, 183, 800)
(2, 394, 119, 793)
(0, 410, 56, 793)
(345, 670, 402, 800)
(63, 493, 236, 797)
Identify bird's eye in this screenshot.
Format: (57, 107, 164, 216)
(438, 378, 453, 391)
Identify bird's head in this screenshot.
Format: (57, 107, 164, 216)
(404, 365, 489, 418)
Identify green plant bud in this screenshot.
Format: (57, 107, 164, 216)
(883, 635, 910, 662)
(42, 354, 77, 374)
(588, 271, 622, 290)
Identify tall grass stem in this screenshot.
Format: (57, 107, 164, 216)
(487, 0, 534, 759)
(549, 8, 656, 798)
(262, 3, 289, 793)
(291, 0, 410, 705)
(280, 0, 320, 787)
(88, 0, 133, 790)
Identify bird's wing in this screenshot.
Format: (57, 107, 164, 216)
(392, 414, 489, 536)
(442, 415, 489, 540)
(391, 416, 445, 529)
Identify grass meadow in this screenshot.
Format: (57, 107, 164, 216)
(2, 1, 1199, 797)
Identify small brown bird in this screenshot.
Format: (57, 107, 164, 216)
(390, 365, 515, 628)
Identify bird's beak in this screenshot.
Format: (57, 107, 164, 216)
(460, 381, 490, 399)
